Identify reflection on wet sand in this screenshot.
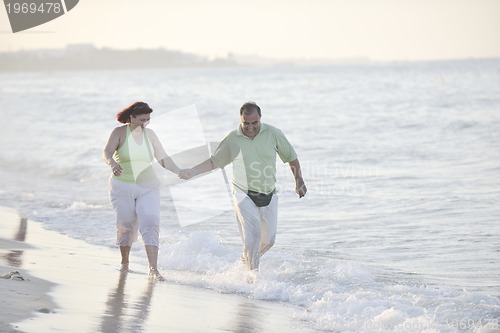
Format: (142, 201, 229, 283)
(231, 299, 262, 333)
(129, 276, 155, 332)
(100, 271, 156, 333)
(100, 271, 128, 333)
(2, 217, 28, 267)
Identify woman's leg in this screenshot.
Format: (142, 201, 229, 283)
(136, 186, 163, 280)
(119, 245, 131, 271)
(145, 245, 163, 281)
(110, 179, 138, 270)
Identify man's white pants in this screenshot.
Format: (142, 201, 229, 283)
(233, 189, 278, 270)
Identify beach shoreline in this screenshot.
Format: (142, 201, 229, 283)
(0, 208, 56, 333)
(0, 206, 315, 333)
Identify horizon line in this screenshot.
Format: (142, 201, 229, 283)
(1, 43, 500, 64)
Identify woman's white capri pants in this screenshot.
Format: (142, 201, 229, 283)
(109, 178, 160, 247)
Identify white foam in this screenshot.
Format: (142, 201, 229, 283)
(150, 231, 500, 332)
(65, 201, 104, 211)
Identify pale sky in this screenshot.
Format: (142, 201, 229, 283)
(1, 0, 499, 61)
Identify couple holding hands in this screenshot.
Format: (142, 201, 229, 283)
(103, 101, 307, 281)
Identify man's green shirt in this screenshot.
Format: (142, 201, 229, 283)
(210, 123, 297, 194)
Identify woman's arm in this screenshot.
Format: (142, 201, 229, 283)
(147, 129, 180, 174)
(103, 127, 123, 176)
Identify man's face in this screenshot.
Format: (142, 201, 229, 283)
(240, 111, 261, 139)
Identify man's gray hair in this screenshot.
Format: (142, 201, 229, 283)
(240, 101, 261, 117)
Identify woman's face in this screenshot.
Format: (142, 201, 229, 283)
(130, 113, 150, 128)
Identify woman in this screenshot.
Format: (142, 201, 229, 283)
(103, 101, 180, 281)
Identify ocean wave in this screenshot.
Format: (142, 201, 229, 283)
(151, 231, 500, 333)
(65, 201, 104, 211)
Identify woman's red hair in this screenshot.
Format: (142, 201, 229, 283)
(116, 101, 153, 124)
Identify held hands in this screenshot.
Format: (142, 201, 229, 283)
(178, 168, 196, 180)
(296, 177, 307, 198)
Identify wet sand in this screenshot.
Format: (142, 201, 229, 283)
(0, 207, 315, 332)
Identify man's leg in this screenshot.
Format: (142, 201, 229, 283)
(234, 192, 262, 270)
(259, 195, 278, 257)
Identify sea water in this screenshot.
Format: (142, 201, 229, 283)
(1, 60, 500, 332)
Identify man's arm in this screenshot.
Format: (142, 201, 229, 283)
(289, 158, 307, 198)
(178, 158, 217, 180)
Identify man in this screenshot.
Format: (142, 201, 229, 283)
(180, 102, 307, 271)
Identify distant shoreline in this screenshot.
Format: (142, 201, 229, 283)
(1, 45, 498, 72)
(0, 44, 242, 72)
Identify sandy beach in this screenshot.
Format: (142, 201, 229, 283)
(0, 206, 316, 333)
(0, 220, 56, 333)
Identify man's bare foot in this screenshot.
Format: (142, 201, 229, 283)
(246, 269, 257, 284)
